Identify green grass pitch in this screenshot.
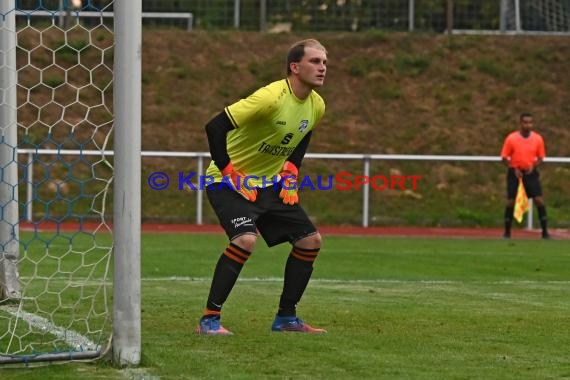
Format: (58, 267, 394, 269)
(1, 233, 569, 379)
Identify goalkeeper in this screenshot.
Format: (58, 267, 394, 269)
(197, 39, 328, 335)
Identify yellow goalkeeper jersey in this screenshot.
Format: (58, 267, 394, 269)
(206, 78, 325, 186)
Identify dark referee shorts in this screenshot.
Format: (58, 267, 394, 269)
(206, 183, 317, 247)
(506, 168, 542, 199)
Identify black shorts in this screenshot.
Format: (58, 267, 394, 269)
(506, 168, 542, 199)
(206, 184, 317, 247)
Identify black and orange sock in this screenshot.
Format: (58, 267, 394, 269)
(278, 247, 320, 317)
(204, 242, 251, 315)
(504, 206, 514, 235)
(201, 309, 221, 319)
(537, 205, 548, 235)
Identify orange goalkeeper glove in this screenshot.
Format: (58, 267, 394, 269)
(279, 161, 299, 205)
(221, 162, 257, 202)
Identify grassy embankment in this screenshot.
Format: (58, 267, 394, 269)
(20, 29, 570, 227)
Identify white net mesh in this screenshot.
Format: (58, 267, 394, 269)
(524, 0, 570, 31)
(1, 1, 114, 363)
(503, 0, 570, 32)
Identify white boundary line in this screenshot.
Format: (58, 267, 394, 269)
(17, 276, 570, 285)
(0, 304, 98, 352)
(121, 368, 161, 380)
(0, 305, 157, 378)
(138, 276, 570, 285)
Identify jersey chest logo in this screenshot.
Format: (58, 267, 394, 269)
(299, 120, 309, 132)
(281, 133, 294, 145)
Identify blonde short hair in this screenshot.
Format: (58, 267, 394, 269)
(286, 39, 327, 75)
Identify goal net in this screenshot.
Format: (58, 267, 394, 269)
(501, 0, 570, 32)
(0, 0, 115, 364)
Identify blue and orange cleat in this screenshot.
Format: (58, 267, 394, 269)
(196, 315, 233, 336)
(271, 315, 327, 333)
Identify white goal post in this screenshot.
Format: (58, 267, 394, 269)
(0, 1, 141, 366)
(112, 0, 142, 367)
(0, 0, 20, 303)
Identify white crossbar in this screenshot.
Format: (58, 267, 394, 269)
(15, 10, 194, 31)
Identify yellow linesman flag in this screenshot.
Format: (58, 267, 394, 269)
(513, 178, 529, 223)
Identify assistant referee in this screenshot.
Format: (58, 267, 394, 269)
(500, 112, 550, 239)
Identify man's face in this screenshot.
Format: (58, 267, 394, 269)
(520, 116, 533, 133)
(292, 47, 327, 88)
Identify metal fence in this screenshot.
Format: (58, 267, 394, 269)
(15, 0, 570, 34)
(18, 149, 570, 229)
(146, 0, 570, 33)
